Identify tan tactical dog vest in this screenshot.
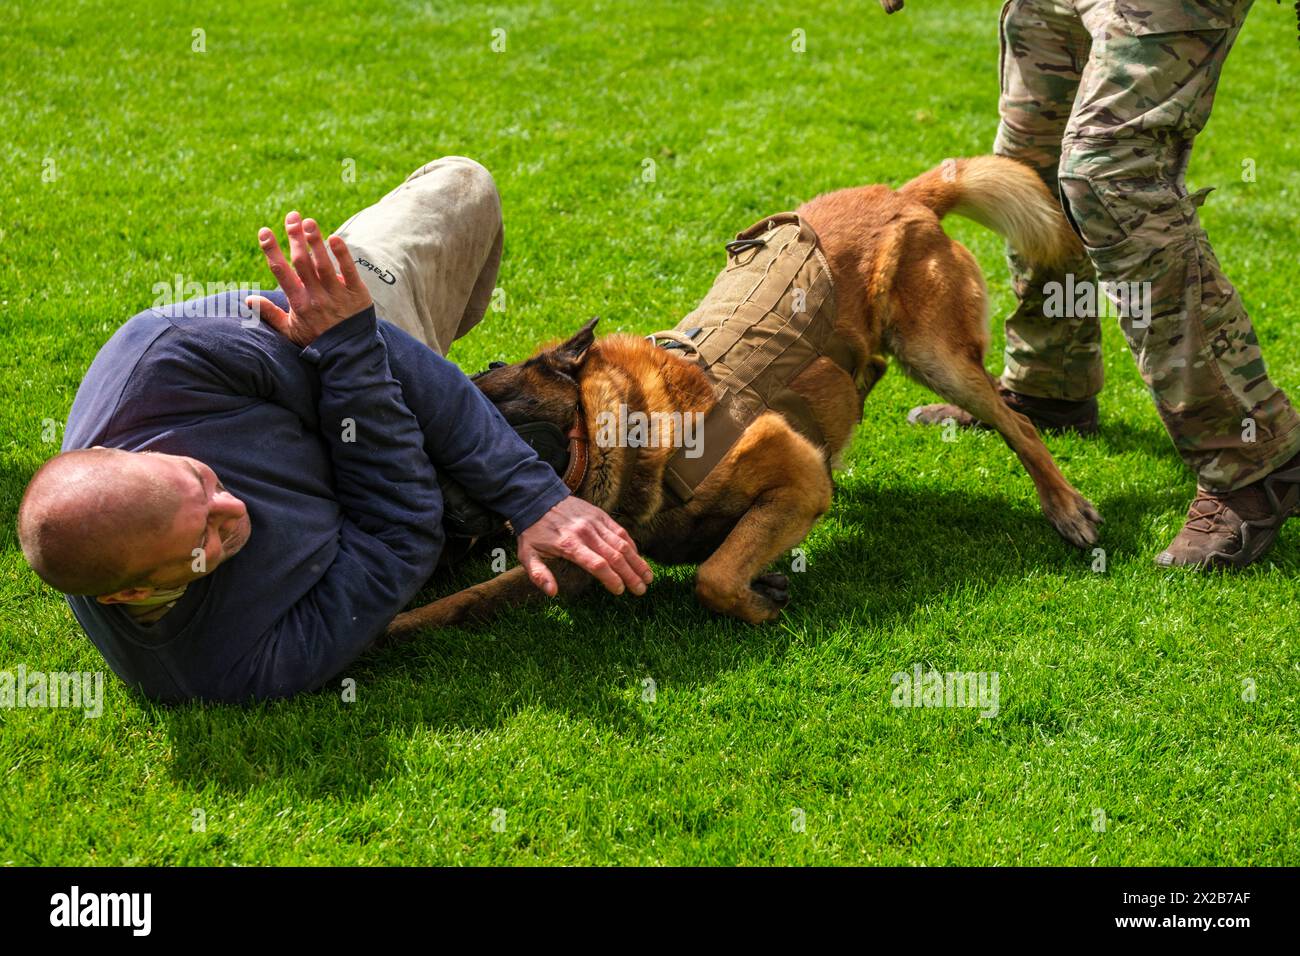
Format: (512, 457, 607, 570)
(648, 212, 865, 505)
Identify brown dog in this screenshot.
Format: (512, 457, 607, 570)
(387, 155, 1101, 637)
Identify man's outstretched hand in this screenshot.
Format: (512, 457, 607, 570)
(518, 496, 653, 598)
(246, 211, 373, 347)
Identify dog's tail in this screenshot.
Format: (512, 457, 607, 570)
(898, 155, 1081, 269)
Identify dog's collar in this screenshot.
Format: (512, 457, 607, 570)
(562, 409, 588, 492)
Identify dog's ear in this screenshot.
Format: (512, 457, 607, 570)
(550, 316, 599, 376)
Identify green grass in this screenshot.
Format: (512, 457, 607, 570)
(1, 0, 1297, 866)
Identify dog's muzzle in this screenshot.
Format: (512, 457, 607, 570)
(436, 367, 590, 566)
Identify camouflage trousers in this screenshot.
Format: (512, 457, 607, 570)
(993, 0, 1300, 491)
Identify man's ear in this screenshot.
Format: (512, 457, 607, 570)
(550, 316, 600, 376)
(97, 586, 157, 605)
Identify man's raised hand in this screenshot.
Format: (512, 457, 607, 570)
(246, 211, 373, 347)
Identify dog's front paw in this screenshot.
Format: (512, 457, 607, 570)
(735, 573, 791, 623)
(696, 571, 789, 624)
(751, 573, 791, 608)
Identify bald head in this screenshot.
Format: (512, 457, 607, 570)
(18, 448, 186, 596)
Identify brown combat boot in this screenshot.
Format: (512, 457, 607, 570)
(908, 382, 1099, 436)
(1156, 450, 1300, 569)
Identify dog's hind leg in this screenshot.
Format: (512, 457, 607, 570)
(890, 246, 1102, 547)
(928, 359, 1101, 546)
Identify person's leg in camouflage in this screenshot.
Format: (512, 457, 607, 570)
(1060, 0, 1300, 567)
(997, 0, 1104, 408)
(910, 0, 1102, 435)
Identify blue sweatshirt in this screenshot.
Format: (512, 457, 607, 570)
(61, 290, 570, 703)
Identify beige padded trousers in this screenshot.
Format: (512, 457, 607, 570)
(335, 156, 504, 356)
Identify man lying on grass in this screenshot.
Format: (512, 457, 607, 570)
(16, 157, 651, 704)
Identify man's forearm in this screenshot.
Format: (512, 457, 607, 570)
(378, 322, 571, 533)
(303, 306, 442, 552)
